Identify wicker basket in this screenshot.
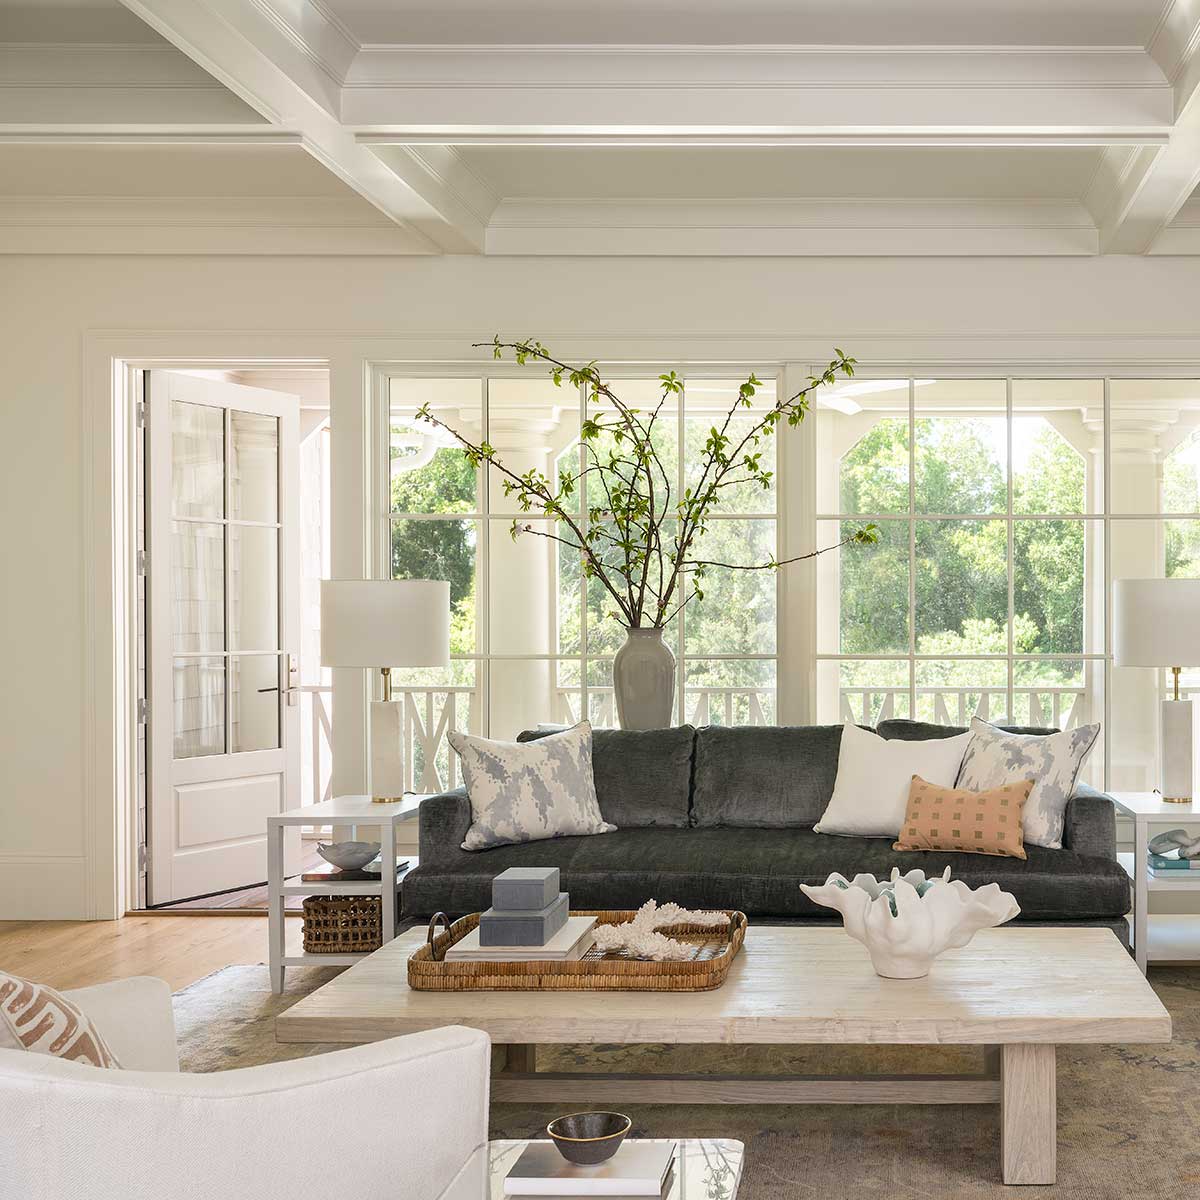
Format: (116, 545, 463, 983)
(302, 895, 383, 954)
(408, 909, 747, 992)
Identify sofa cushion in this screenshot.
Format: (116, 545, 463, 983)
(401, 825, 1130, 922)
(691, 724, 844, 828)
(517, 725, 695, 828)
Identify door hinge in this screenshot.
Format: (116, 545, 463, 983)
(137, 844, 148, 872)
(137, 697, 148, 725)
(137, 549, 147, 576)
(135, 400, 146, 428)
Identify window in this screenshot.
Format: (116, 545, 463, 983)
(384, 371, 779, 790)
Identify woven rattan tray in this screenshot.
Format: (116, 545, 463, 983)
(408, 909, 747, 992)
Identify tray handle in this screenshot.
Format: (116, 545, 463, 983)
(426, 912, 452, 961)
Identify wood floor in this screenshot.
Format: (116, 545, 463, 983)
(0, 913, 306, 992)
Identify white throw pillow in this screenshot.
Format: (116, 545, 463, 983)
(449, 720, 617, 851)
(814, 722, 973, 839)
(956, 716, 1100, 849)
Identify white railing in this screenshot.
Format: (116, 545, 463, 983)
(838, 685, 1088, 730)
(556, 686, 777, 728)
(302, 684, 478, 801)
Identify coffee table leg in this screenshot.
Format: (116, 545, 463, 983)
(1001, 1044, 1056, 1185)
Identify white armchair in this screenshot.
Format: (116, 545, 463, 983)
(0, 976, 491, 1200)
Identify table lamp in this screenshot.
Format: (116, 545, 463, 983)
(321, 579, 451, 802)
(1113, 578, 1200, 802)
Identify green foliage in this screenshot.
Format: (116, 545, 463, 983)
(413, 338, 875, 630)
(839, 419, 1086, 674)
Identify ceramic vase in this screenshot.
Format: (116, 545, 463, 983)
(799, 867, 1020, 979)
(612, 626, 676, 730)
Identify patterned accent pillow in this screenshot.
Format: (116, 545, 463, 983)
(956, 717, 1100, 849)
(449, 720, 617, 851)
(894, 775, 1033, 859)
(0, 971, 120, 1068)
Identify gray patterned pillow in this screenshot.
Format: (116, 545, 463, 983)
(956, 717, 1100, 849)
(449, 721, 616, 851)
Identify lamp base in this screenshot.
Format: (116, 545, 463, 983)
(370, 699, 405, 805)
(1161, 698, 1194, 804)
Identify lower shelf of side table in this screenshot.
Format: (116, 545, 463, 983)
(1129, 912, 1200, 963)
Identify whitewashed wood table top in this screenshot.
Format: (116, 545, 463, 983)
(275, 925, 1170, 1046)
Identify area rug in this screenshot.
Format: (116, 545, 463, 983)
(175, 965, 1200, 1198)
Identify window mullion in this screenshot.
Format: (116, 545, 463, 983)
(1007, 377, 1015, 724)
(908, 378, 916, 722)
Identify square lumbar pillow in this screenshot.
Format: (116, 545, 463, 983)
(955, 717, 1099, 849)
(449, 720, 617, 851)
(0, 971, 120, 1068)
(814, 722, 973, 839)
(894, 775, 1034, 859)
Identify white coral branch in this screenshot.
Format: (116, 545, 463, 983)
(591, 899, 728, 961)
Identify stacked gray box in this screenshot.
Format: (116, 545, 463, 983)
(479, 867, 569, 947)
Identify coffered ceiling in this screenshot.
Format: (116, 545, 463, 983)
(2, 0, 1200, 257)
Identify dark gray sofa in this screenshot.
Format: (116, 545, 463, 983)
(403, 720, 1130, 944)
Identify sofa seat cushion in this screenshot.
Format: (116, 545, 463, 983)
(517, 726, 695, 828)
(402, 826, 1130, 922)
(691, 725, 845, 828)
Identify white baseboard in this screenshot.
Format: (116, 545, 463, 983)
(0, 855, 88, 920)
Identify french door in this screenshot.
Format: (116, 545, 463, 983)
(147, 371, 301, 904)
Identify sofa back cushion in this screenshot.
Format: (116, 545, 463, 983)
(517, 725, 695, 828)
(691, 724, 844, 828)
(877, 718, 1058, 741)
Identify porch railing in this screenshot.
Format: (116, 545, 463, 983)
(302, 681, 1091, 804)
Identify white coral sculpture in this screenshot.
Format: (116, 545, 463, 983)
(800, 867, 1020, 979)
(591, 900, 729, 961)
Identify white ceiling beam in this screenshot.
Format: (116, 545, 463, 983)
(118, 0, 487, 252)
(0, 42, 264, 126)
(1089, 4, 1200, 253)
(344, 46, 1173, 146)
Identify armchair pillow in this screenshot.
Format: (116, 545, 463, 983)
(955, 716, 1100, 849)
(449, 720, 617, 851)
(814, 722, 973, 838)
(0, 971, 120, 1068)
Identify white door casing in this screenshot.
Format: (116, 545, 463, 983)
(147, 371, 301, 905)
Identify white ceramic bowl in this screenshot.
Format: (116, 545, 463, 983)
(316, 841, 380, 871)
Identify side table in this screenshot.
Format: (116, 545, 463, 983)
(1110, 790, 1200, 972)
(266, 793, 426, 992)
(488, 1139, 744, 1199)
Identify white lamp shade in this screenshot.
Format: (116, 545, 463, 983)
(1113, 578, 1200, 667)
(321, 579, 450, 668)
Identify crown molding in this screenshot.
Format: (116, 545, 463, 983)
(485, 197, 1100, 257)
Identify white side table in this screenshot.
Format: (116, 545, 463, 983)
(488, 1139, 743, 1199)
(1110, 791, 1200, 972)
(267, 794, 426, 993)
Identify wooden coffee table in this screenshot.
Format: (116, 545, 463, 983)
(277, 925, 1169, 1185)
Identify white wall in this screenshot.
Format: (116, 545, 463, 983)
(2, 252, 1200, 919)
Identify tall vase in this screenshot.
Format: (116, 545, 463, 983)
(612, 627, 676, 730)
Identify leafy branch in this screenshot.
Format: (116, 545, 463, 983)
(413, 336, 879, 629)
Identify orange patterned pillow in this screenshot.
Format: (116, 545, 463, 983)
(0, 971, 120, 1068)
(894, 775, 1033, 859)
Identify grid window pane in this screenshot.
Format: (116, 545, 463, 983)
(684, 659, 776, 727)
(818, 519, 910, 655)
(390, 379, 481, 514)
(171, 401, 223, 519)
(1110, 380, 1200, 515)
(820, 659, 910, 726)
(684, 519, 776, 656)
(229, 411, 278, 523)
(683, 378, 777, 515)
(1013, 519, 1086, 656)
(1011, 380, 1098, 515)
(914, 659, 1007, 726)
(914, 519, 1007, 650)
(914, 381, 1007, 515)
(487, 378, 581, 514)
(489, 519, 580, 655)
(816, 380, 909, 515)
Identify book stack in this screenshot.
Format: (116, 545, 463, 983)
(504, 1140, 677, 1197)
(444, 867, 597, 962)
(1148, 851, 1200, 879)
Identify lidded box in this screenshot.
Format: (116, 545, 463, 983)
(491, 866, 560, 911)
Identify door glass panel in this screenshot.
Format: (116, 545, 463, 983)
(228, 525, 279, 651)
(229, 655, 281, 752)
(229, 411, 279, 523)
(173, 657, 225, 758)
(171, 401, 224, 518)
(171, 521, 224, 653)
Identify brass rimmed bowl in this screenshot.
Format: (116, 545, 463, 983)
(547, 1111, 632, 1164)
